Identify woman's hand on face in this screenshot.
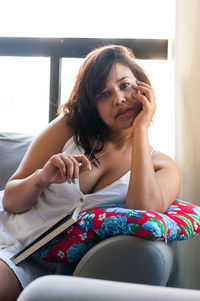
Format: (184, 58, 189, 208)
(40, 153, 91, 185)
(131, 80, 156, 130)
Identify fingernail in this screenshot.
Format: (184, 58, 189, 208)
(88, 163, 92, 170)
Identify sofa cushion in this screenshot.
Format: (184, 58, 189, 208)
(32, 199, 200, 263)
(0, 132, 34, 190)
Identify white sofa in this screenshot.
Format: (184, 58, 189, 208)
(17, 275, 200, 301)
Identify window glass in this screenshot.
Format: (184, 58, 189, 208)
(0, 57, 50, 134)
(60, 58, 84, 105)
(138, 60, 175, 158)
(0, 0, 175, 156)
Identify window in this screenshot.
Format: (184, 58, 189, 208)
(0, 57, 50, 134)
(0, 0, 175, 157)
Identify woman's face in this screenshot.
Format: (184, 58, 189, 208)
(96, 62, 142, 132)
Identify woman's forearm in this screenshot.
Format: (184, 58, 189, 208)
(125, 127, 163, 212)
(2, 169, 48, 213)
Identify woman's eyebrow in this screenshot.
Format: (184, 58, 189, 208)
(116, 76, 131, 83)
(103, 76, 132, 90)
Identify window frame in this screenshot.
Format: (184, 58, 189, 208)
(0, 37, 168, 121)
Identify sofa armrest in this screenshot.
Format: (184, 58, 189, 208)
(17, 275, 200, 301)
(0, 132, 34, 190)
(73, 235, 177, 286)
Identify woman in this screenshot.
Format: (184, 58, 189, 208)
(0, 45, 180, 300)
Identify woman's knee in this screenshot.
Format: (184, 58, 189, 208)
(0, 260, 22, 301)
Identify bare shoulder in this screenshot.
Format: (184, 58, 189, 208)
(29, 114, 74, 153)
(152, 150, 180, 173)
(11, 115, 74, 179)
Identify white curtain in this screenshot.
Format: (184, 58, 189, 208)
(175, 0, 200, 289)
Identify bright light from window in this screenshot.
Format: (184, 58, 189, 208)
(0, 57, 50, 134)
(0, 0, 175, 157)
(0, 0, 175, 39)
(138, 60, 175, 158)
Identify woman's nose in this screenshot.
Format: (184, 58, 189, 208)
(113, 91, 126, 106)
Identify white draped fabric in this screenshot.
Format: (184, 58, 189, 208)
(175, 0, 200, 289)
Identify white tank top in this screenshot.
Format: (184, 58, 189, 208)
(0, 137, 130, 248)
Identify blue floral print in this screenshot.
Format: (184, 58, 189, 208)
(67, 242, 90, 262)
(32, 200, 200, 264)
(78, 214, 95, 232)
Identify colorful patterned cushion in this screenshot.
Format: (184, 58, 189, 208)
(32, 199, 200, 263)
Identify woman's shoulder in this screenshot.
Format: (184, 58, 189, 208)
(28, 115, 74, 155)
(11, 115, 74, 179)
(41, 114, 74, 143)
(151, 150, 179, 172)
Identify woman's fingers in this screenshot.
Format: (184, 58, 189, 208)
(130, 81, 156, 130)
(132, 81, 156, 103)
(60, 154, 76, 183)
(132, 81, 156, 110)
(50, 155, 67, 180)
(43, 153, 91, 185)
(74, 155, 92, 171)
(63, 154, 90, 184)
(57, 153, 91, 184)
(132, 92, 155, 111)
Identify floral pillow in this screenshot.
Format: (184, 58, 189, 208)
(32, 199, 200, 263)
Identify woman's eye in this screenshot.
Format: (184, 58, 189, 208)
(98, 91, 110, 99)
(121, 82, 130, 89)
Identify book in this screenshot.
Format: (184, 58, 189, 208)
(11, 206, 82, 265)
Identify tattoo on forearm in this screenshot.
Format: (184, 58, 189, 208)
(35, 182, 41, 189)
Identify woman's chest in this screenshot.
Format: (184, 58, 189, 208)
(79, 150, 132, 194)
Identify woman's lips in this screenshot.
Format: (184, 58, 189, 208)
(115, 108, 134, 119)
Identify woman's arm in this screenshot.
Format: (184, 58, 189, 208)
(125, 81, 180, 212)
(2, 115, 72, 213)
(126, 127, 180, 212)
(2, 115, 90, 213)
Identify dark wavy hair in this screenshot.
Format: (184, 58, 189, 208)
(58, 44, 151, 164)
